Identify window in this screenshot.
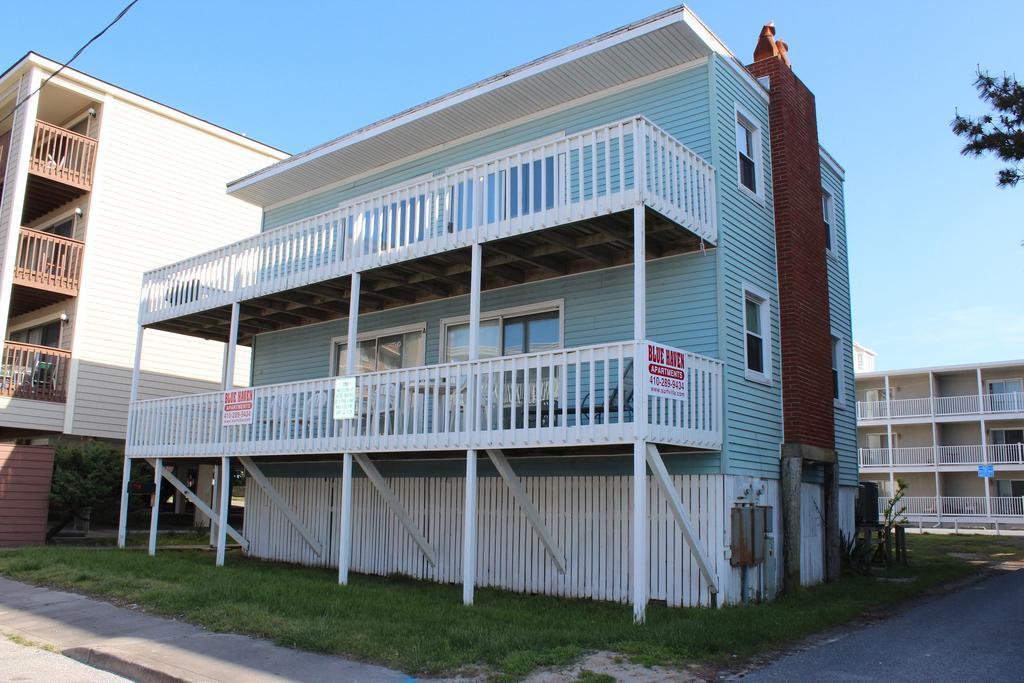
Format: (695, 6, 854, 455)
(865, 433, 892, 450)
(822, 189, 835, 253)
(735, 108, 761, 197)
(41, 216, 75, 238)
(9, 320, 62, 348)
(996, 480, 1024, 497)
(443, 303, 561, 361)
(742, 286, 770, 382)
(331, 325, 425, 375)
(831, 335, 844, 404)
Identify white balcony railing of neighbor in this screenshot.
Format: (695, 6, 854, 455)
(857, 392, 1024, 420)
(879, 496, 1024, 519)
(139, 117, 717, 326)
(126, 341, 723, 458)
(859, 444, 1024, 467)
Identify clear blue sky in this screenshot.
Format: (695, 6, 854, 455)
(5, 1, 1022, 370)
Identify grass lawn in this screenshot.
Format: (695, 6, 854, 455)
(0, 533, 1021, 680)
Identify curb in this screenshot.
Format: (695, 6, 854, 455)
(63, 646, 190, 683)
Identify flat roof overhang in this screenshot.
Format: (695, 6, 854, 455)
(227, 5, 762, 209)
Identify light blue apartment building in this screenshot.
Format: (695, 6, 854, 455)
(120, 7, 856, 621)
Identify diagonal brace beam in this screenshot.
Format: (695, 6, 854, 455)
(486, 449, 566, 574)
(146, 459, 249, 551)
(239, 456, 323, 558)
(353, 453, 437, 567)
(644, 443, 719, 597)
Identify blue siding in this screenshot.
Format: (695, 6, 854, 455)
(263, 62, 712, 229)
(822, 158, 857, 486)
(708, 55, 784, 479)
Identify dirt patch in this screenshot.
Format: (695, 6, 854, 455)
(523, 651, 704, 682)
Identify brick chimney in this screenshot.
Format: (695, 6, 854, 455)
(746, 24, 835, 454)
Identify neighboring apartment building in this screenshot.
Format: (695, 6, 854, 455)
(119, 9, 857, 620)
(857, 360, 1024, 528)
(853, 341, 875, 373)
(0, 53, 285, 544)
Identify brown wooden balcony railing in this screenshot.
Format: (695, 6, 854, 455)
(27, 121, 97, 190)
(0, 342, 71, 402)
(13, 228, 85, 295)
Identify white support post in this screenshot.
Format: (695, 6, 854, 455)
(215, 456, 230, 566)
(117, 455, 132, 549)
(239, 457, 323, 557)
(150, 461, 248, 549)
(645, 443, 720, 600)
(463, 449, 478, 606)
(209, 465, 219, 546)
(633, 204, 646, 341)
(632, 440, 648, 623)
(339, 273, 360, 585)
(223, 302, 240, 389)
(468, 243, 482, 433)
(485, 449, 566, 573)
(978, 369, 991, 520)
(353, 453, 437, 566)
(148, 457, 162, 556)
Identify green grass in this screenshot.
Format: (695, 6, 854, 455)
(0, 534, 1020, 680)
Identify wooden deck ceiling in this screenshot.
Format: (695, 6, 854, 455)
(148, 207, 708, 345)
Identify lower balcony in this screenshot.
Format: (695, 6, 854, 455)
(126, 340, 723, 458)
(860, 444, 1024, 468)
(0, 342, 71, 403)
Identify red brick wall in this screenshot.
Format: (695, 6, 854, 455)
(0, 445, 55, 546)
(746, 57, 835, 450)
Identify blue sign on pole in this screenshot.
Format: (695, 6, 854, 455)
(978, 465, 994, 478)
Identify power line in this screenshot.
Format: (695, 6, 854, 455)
(0, 0, 141, 127)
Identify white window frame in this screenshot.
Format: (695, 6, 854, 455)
(439, 299, 564, 362)
(831, 333, 845, 407)
(990, 428, 1024, 445)
(864, 432, 894, 450)
(734, 104, 764, 203)
(822, 188, 836, 257)
(741, 283, 772, 384)
(329, 322, 426, 375)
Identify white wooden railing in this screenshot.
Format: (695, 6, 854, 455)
(125, 341, 722, 457)
(881, 496, 1024, 519)
(858, 392, 1024, 420)
(139, 117, 716, 326)
(860, 444, 1024, 467)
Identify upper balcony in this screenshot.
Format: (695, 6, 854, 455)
(139, 117, 716, 340)
(24, 121, 98, 223)
(857, 392, 1024, 422)
(10, 227, 85, 316)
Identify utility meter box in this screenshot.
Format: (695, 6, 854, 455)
(730, 505, 772, 567)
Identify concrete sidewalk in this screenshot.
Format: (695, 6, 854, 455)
(0, 576, 414, 683)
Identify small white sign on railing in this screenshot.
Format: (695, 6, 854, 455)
(645, 341, 686, 399)
(222, 389, 254, 426)
(334, 377, 356, 420)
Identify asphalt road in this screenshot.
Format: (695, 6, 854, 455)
(741, 568, 1024, 682)
(0, 636, 127, 683)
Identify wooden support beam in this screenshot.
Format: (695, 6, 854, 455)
(239, 457, 323, 557)
(487, 242, 566, 275)
(353, 453, 438, 567)
(644, 443, 720, 599)
(146, 460, 249, 550)
(485, 449, 566, 573)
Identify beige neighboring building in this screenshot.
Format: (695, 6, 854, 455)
(857, 359, 1024, 528)
(0, 53, 286, 445)
(853, 341, 875, 373)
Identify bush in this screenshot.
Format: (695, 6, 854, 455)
(47, 442, 126, 539)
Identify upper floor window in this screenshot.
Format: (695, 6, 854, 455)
(443, 302, 561, 362)
(831, 335, 844, 404)
(332, 324, 425, 375)
(743, 285, 771, 383)
(735, 108, 761, 197)
(822, 189, 835, 253)
(9, 320, 62, 348)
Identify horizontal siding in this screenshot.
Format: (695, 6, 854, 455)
(252, 251, 717, 378)
(0, 445, 54, 546)
(710, 56, 783, 479)
(0, 396, 64, 432)
(823, 161, 857, 487)
(263, 62, 712, 229)
(68, 96, 278, 440)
